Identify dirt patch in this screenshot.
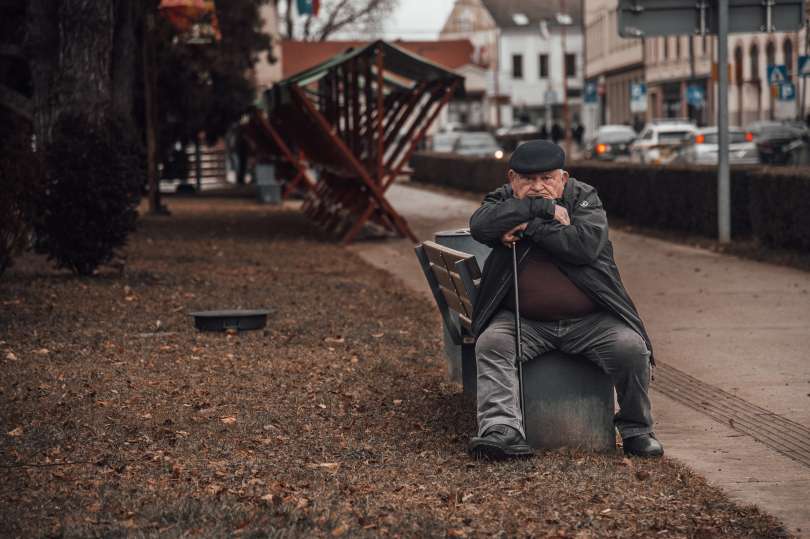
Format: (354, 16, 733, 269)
(0, 197, 790, 538)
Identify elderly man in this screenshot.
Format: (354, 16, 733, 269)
(468, 140, 663, 460)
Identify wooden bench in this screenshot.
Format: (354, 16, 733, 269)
(415, 240, 617, 451)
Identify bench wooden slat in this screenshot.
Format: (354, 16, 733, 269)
(438, 284, 469, 317)
(430, 263, 456, 291)
(422, 242, 447, 267)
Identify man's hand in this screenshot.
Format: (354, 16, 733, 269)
(501, 222, 528, 247)
(554, 204, 570, 226)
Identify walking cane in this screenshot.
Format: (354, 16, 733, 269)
(511, 235, 526, 434)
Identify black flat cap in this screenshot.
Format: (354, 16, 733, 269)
(508, 140, 565, 174)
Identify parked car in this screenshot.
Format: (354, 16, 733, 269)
(586, 125, 637, 161)
(452, 131, 504, 159)
(495, 122, 539, 137)
(678, 127, 759, 165)
(630, 120, 697, 164)
(431, 131, 461, 152)
(746, 121, 809, 165)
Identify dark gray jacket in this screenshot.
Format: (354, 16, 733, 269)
(469, 178, 654, 363)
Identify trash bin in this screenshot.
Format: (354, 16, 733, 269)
(434, 228, 492, 384)
(255, 163, 282, 204)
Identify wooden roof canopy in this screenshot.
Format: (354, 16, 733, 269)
(255, 39, 465, 244)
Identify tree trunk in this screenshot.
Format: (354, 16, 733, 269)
(111, 0, 142, 123)
(27, 0, 115, 145)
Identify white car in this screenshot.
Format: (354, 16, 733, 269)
(679, 127, 759, 165)
(630, 120, 696, 164)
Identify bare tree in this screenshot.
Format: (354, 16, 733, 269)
(283, 0, 398, 41)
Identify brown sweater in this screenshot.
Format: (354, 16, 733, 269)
(502, 246, 598, 321)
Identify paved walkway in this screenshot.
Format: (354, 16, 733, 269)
(349, 181, 810, 538)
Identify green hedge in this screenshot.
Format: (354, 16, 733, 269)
(748, 168, 810, 251)
(411, 152, 810, 247)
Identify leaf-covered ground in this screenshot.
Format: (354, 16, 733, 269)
(0, 197, 790, 538)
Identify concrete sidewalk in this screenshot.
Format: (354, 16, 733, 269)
(349, 181, 810, 537)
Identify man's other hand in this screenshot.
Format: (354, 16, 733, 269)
(501, 222, 528, 247)
(554, 204, 570, 226)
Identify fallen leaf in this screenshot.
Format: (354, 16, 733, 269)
(447, 528, 467, 537)
(140, 413, 152, 420)
(324, 336, 345, 344)
(220, 416, 237, 424)
(317, 403, 327, 409)
(371, 332, 384, 338)
(331, 523, 349, 536)
(635, 469, 651, 480)
(206, 484, 224, 495)
(5, 351, 17, 361)
(618, 457, 633, 467)
(309, 462, 340, 472)
(7, 426, 23, 437)
(393, 399, 403, 406)
(34, 348, 50, 355)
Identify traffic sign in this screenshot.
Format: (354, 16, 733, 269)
(618, 0, 805, 37)
(584, 81, 598, 104)
(686, 85, 705, 108)
(767, 64, 788, 85)
(799, 55, 810, 77)
(630, 82, 647, 113)
(778, 82, 796, 101)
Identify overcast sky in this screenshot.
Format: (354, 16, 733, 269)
(381, 0, 456, 40)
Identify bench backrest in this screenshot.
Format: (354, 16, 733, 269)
(414, 241, 482, 344)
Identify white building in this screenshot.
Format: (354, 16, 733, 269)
(441, 0, 584, 130)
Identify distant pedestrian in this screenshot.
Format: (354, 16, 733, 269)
(539, 125, 548, 140)
(573, 124, 584, 148)
(551, 123, 563, 144)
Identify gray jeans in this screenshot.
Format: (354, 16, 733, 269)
(475, 309, 653, 439)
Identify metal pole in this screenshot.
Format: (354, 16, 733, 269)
(511, 241, 526, 434)
(797, 19, 810, 122)
(717, 0, 730, 243)
(561, 0, 572, 156)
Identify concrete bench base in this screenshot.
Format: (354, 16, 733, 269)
(462, 347, 616, 452)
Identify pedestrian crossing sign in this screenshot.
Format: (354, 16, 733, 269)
(767, 64, 788, 85)
(799, 56, 810, 77)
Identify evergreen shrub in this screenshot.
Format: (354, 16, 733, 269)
(411, 152, 756, 239)
(34, 113, 144, 275)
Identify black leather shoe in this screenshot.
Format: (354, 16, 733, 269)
(469, 424, 533, 460)
(623, 433, 664, 458)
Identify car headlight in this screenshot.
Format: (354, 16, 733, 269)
(494, 150, 504, 159)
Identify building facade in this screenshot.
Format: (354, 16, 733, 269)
(440, 0, 585, 130)
(585, 0, 809, 133)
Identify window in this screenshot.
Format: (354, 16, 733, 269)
(750, 43, 760, 81)
(676, 36, 681, 59)
(663, 36, 669, 59)
(734, 45, 744, 83)
(766, 40, 776, 66)
(512, 54, 523, 79)
(565, 54, 576, 77)
(538, 54, 548, 78)
(783, 38, 794, 75)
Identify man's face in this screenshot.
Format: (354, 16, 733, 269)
(509, 168, 569, 200)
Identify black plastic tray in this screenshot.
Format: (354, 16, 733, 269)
(189, 309, 270, 332)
